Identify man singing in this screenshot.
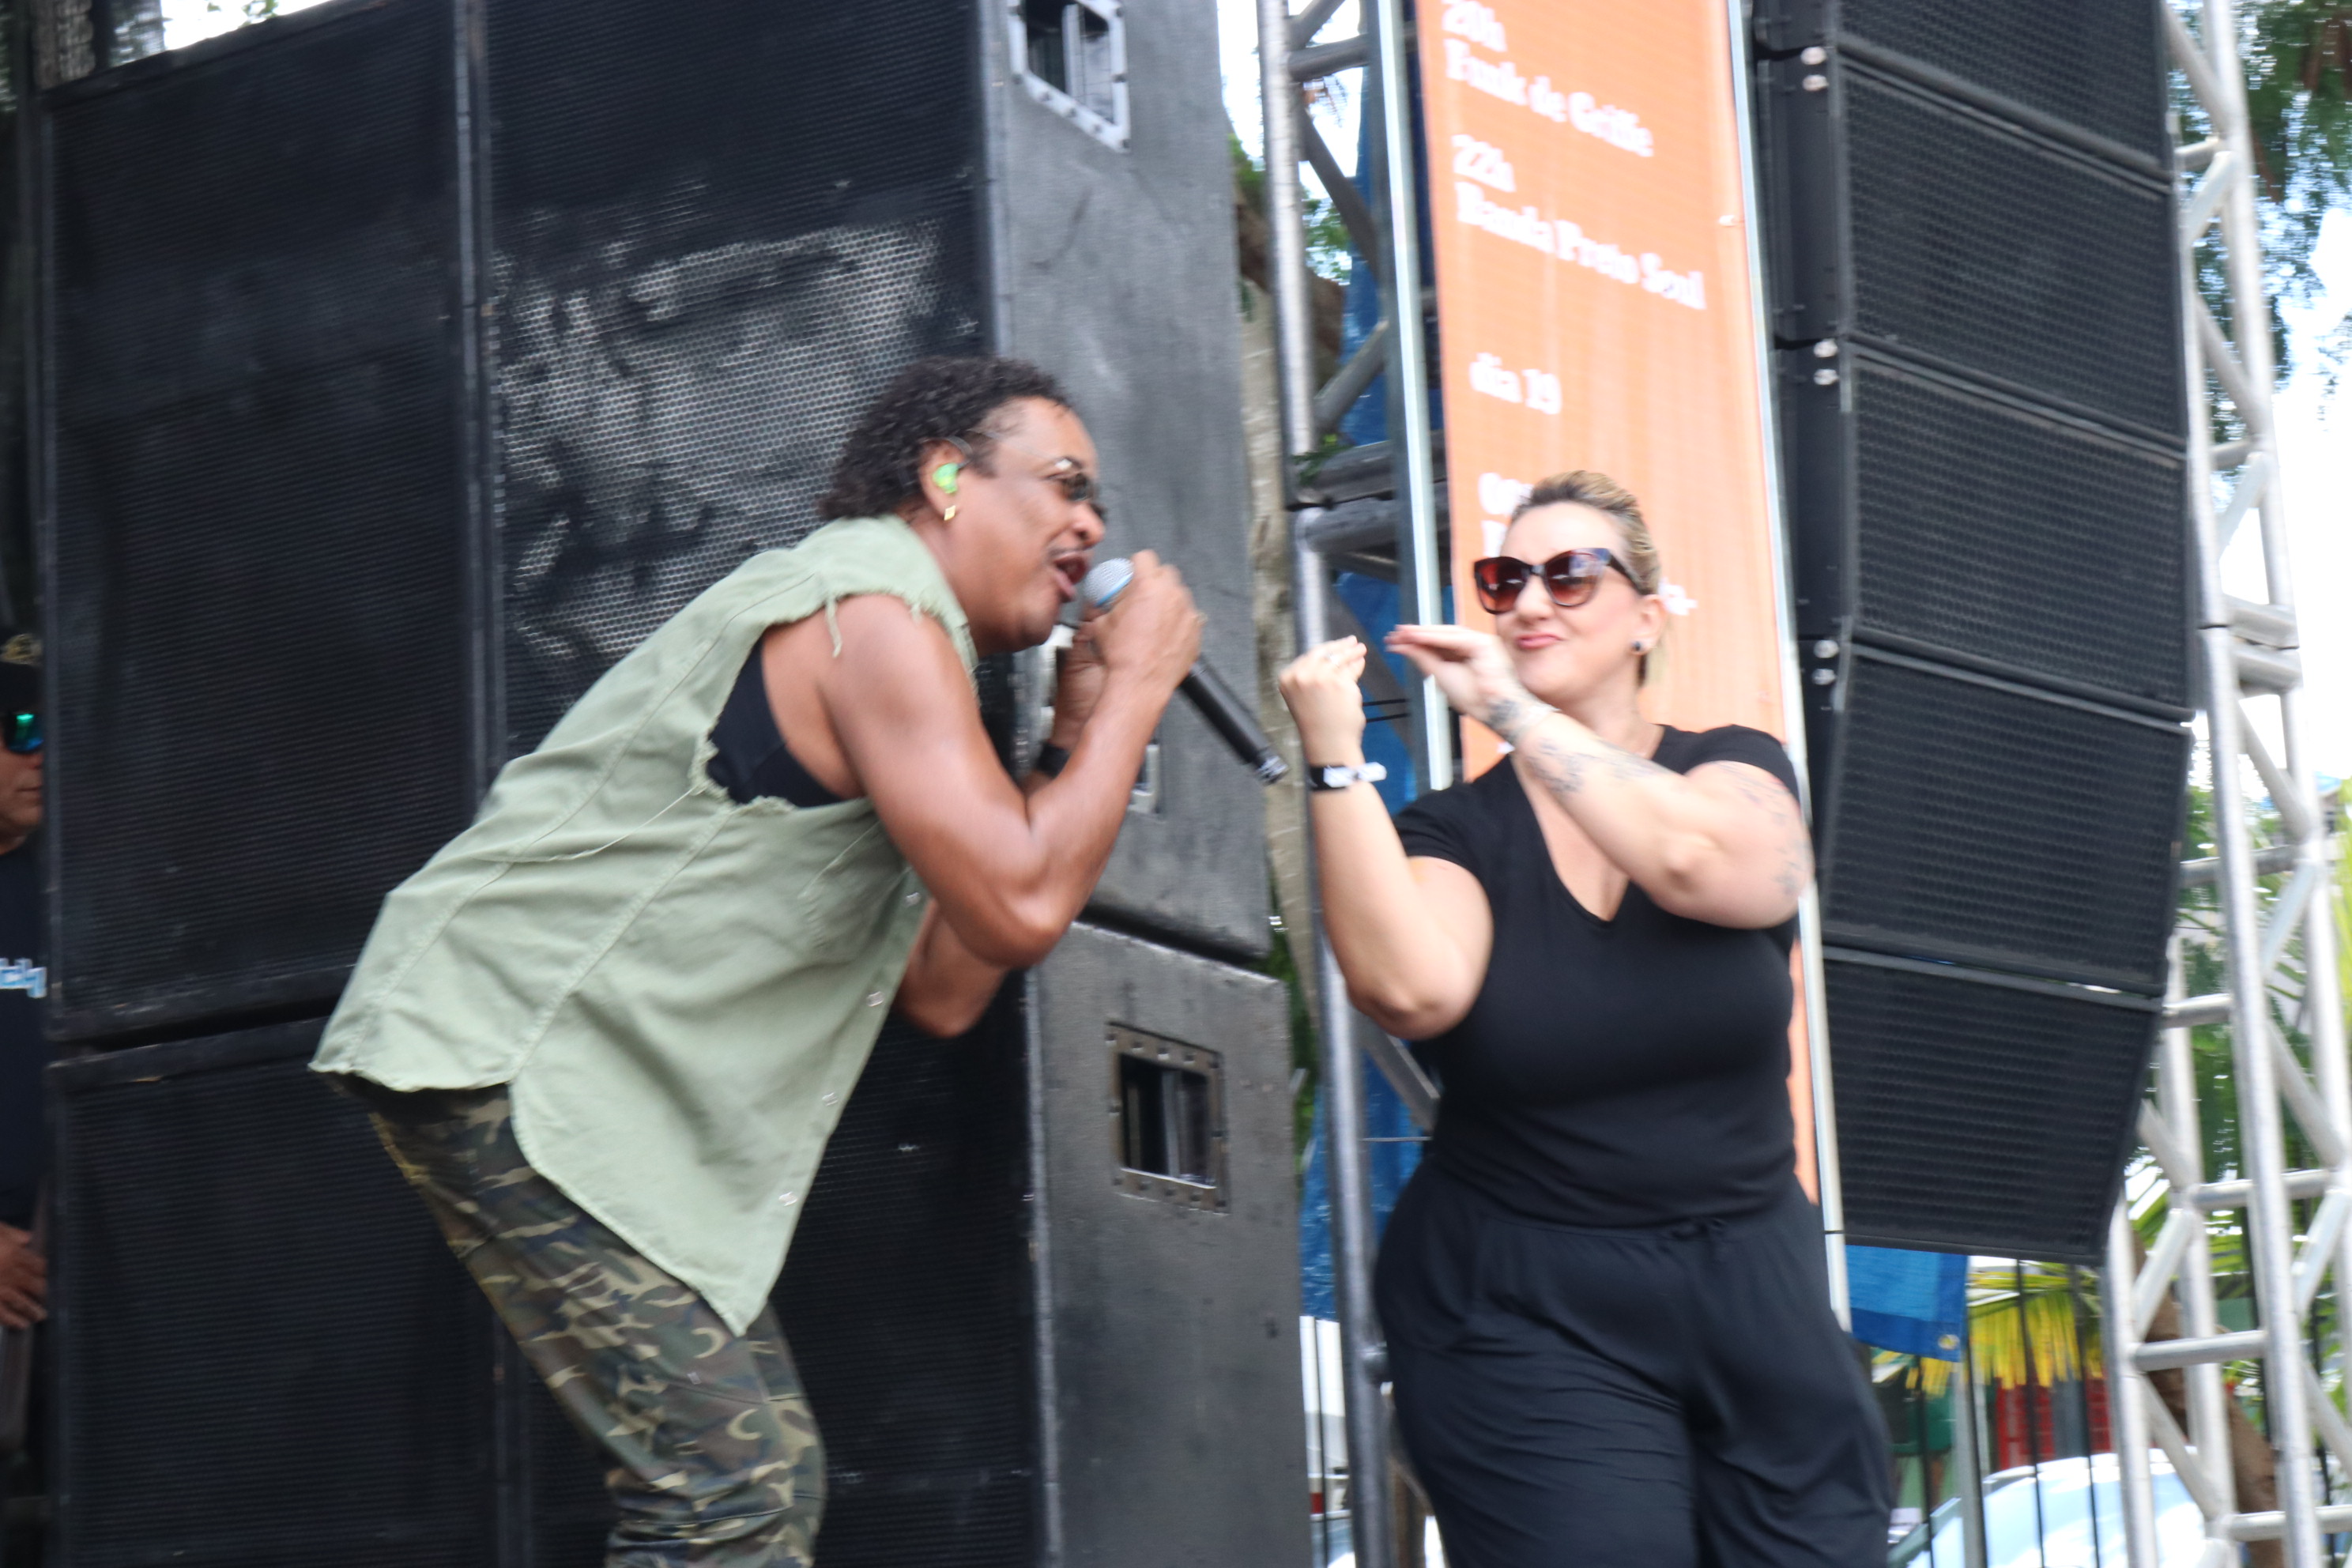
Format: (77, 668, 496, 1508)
(313, 356, 1200, 1566)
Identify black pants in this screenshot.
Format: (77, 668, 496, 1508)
(1377, 1165, 1890, 1568)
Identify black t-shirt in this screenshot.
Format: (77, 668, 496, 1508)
(0, 841, 47, 1230)
(1393, 725, 1803, 1227)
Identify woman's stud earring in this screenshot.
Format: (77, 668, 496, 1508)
(942, 503, 957, 522)
(1632, 640, 1648, 652)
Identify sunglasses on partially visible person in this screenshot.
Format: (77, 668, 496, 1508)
(2, 710, 40, 755)
(1470, 548, 1638, 615)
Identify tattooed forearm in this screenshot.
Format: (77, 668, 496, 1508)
(1712, 765, 1796, 817)
(1771, 835, 1815, 903)
(1523, 733, 1670, 801)
(1702, 763, 1814, 903)
(1485, 690, 1556, 748)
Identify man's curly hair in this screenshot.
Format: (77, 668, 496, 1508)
(817, 356, 1072, 521)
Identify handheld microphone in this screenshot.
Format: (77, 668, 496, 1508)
(1080, 558, 1289, 786)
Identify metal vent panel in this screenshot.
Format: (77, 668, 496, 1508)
(44, 0, 473, 1039)
(1829, 956, 2156, 1264)
(1841, 0, 2170, 162)
(1852, 361, 2189, 709)
(1846, 70, 2182, 437)
(488, 0, 984, 753)
(1821, 654, 2188, 992)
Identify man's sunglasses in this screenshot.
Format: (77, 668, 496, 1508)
(2, 710, 39, 756)
(1471, 548, 1638, 615)
(962, 432, 1106, 517)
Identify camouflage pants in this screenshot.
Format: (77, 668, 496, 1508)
(368, 1087, 824, 1566)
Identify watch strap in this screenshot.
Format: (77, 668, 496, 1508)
(1306, 761, 1389, 792)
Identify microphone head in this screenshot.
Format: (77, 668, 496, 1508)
(1079, 556, 1134, 615)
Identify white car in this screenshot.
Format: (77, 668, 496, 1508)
(1890, 1453, 2205, 1568)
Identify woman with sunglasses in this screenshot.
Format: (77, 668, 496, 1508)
(1279, 471, 1886, 1567)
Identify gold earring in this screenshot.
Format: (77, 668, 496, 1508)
(942, 503, 957, 522)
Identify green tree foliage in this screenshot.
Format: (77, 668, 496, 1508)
(2180, 1, 2352, 383)
(1231, 133, 1355, 285)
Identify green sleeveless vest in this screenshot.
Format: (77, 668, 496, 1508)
(315, 516, 974, 1332)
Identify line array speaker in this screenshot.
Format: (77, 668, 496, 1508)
(1753, 0, 2192, 1262)
(40, 0, 1265, 1047)
(50, 925, 1300, 1566)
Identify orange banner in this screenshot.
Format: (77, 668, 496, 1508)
(1415, 0, 1814, 1191)
(1417, 0, 1785, 769)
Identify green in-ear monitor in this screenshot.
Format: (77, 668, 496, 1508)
(933, 462, 961, 494)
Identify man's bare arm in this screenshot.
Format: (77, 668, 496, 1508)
(0, 1223, 44, 1329)
(824, 565, 1197, 974)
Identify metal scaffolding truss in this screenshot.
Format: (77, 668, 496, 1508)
(2104, 5, 2349, 1566)
(1254, 2, 1443, 1566)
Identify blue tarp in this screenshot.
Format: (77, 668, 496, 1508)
(1846, 1245, 1968, 1361)
(1298, 1072, 1424, 1321)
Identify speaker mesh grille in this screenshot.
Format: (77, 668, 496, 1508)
(1829, 958, 2155, 1263)
(55, 1033, 495, 1566)
(525, 1374, 614, 1566)
(777, 1012, 1038, 1566)
(1841, 0, 2170, 161)
(46, 3, 474, 1038)
(521, 1012, 1038, 1566)
(488, 0, 984, 752)
(1847, 71, 2181, 436)
(1823, 657, 2188, 991)
(1766, 0, 2188, 1263)
(1853, 362, 2188, 708)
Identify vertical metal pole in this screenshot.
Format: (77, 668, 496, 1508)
(1953, 1338, 1989, 1568)
(1720, 0, 1849, 1325)
(2159, 944, 2235, 1507)
(2191, 16, 2320, 1553)
(1257, 0, 1317, 465)
(1263, 11, 1396, 1565)
(1294, 519, 1396, 1568)
(1295, 524, 1396, 1568)
(2308, 845, 2352, 1427)
(1366, 0, 1452, 792)
(2015, 1262, 2049, 1568)
(2207, 658, 2321, 1567)
(2108, 1203, 2162, 1568)
(1800, 890, 1851, 1325)
(2124, 4, 2342, 1562)
(1314, 932, 1396, 1568)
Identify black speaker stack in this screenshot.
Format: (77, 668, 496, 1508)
(1752, 0, 2192, 1263)
(34, 1, 1299, 1563)
(27, 0, 2208, 1554)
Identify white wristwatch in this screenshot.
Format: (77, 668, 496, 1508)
(1305, 761, 1389, 793)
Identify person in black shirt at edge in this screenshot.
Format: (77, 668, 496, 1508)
(0, 635, 45, 1325)
(0, 634, 47, 1568)
(1278, 473, 1888, 1566)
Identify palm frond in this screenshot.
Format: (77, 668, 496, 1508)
(1969, 1265, 2104, 1386)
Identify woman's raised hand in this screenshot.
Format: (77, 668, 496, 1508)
(1386, 624, 1548, 741)
(1278, 637, 1370, 761)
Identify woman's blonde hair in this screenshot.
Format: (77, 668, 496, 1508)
(1508, 469, 1664, 681)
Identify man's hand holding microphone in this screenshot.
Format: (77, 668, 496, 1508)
(1081, 554, 1288, 783)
